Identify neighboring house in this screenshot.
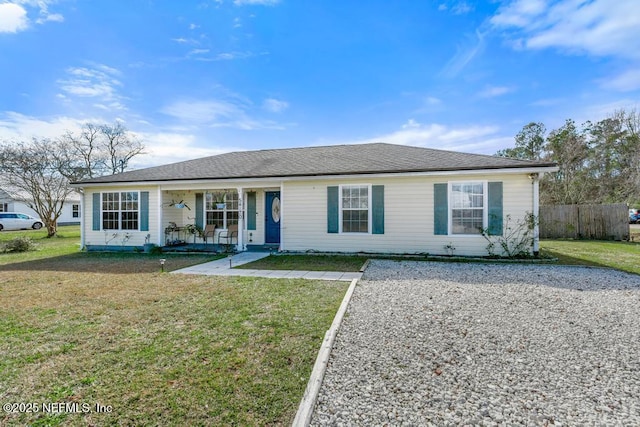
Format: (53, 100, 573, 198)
(0, 187, 82, 226)
(71, 143, 557, 256)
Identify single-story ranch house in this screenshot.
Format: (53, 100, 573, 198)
(71, 143, 557, 256)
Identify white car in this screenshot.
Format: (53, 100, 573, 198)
(0, 212, 44, 231)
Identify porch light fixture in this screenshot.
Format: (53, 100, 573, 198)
(528, 173, 539, 181)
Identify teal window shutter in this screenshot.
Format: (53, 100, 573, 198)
(92, 193, 101, 231)
(140, 191, 149, 231)
(372, 185, 384, 234)
(488, 182, 503, 235)
(247, 192, 256, 230)
(434, 183, 448, 235)
(195, 193, 204, 229)
(327, 186, 339, 233)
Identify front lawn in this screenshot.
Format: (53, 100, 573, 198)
(541, 239, 640, 275)
(0, 228, 348, 425)
(237, 254, 366, 272)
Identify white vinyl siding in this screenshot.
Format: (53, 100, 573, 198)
(282, 173, 533, 256)
(83, 186, 158, 247)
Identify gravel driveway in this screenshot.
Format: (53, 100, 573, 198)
(311, 260, 640, 426)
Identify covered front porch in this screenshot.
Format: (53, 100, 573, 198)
(157, 185, 282, 253)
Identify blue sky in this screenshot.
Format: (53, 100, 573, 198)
(0, 0, 639, 167)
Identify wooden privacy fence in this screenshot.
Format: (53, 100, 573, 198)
(539, 203, 629, 240)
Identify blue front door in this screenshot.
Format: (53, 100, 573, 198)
(265, 191, 281, 244)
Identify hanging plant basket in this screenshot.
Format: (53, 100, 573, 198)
(210, 190, 230, 209)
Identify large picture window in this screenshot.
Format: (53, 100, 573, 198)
(205, 192, 238, 229)
(341, 185, 369, 233)
(102, 192, 139, 230)
(450, 182, 485, 234)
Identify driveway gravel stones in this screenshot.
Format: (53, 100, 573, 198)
(310, 260, 640, 426)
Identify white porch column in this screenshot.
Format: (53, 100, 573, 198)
(279, 181, 284, 251)
(236, 187, 245, 251)
(157, 186, 164, 246)
(532, 173, 540, 255)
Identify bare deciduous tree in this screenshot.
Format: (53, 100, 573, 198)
(1, 123, 145, 237)
(61, 122, 145, 181)
(0, 138, 77, 237)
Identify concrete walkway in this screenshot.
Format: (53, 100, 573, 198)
(171, 252, 363, 282)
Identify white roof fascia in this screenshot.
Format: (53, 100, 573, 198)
(70, 165, 559, 189)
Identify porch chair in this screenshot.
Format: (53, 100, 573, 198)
(202, 223, 217, 244)
(217, 223, 238, 252)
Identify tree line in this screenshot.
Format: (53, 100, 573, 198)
(0, 123, 144, 236)
(497, 109, 640, 206)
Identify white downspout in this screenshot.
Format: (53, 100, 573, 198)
(532, 173, 540, 256)
(79, 190, 85, 249)
(279, 181, 284, 252)
(237, 187, 245, 251)
(157, 186, 164, 246)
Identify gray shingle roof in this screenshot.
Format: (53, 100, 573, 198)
(73, 143, 557, 184)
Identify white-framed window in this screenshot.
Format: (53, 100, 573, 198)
(0, 203, 7, 212)
(102, 192, 139, 230)
(450, 182, 486, 235)
(205, 192, 239, 229)
(72, 204, 80, 218)
(341, 184, 370, 233)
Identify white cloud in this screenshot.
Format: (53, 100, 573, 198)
(351, 119, 504, 154)
(37, 13, 63, 23)
(530, 97, 564, 107)
(57, 64, 127, 111)
(0, 3, 29, 33)
(490, 0, 547, 28)
(425, 96, 442, 105)
(233, 0, 280, 5)
(440, 30, 486, 78)
(161, 98, 285, 131)
(451, 2, 474, 15)
(162, 100, 242, 124)
(492, 0, 640, 60)
(478, 85, 515, 98)
(0, 111, 236, 168)
(214, 51, 254, 60)
(438, 1, 474, 15)
(188, 48, 210, 56)
(130, 130, 234, 167)
(0, 112, 91, 141)
(600, 68, 640, 92)
(262, 98, 289, 113)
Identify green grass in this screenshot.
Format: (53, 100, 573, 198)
(0, 225, 82, 264)
(237, 254, 367, 272)
(541, 239, 640, 275)
(0, 225, 225, 271)
(0, 226, 349, 425)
